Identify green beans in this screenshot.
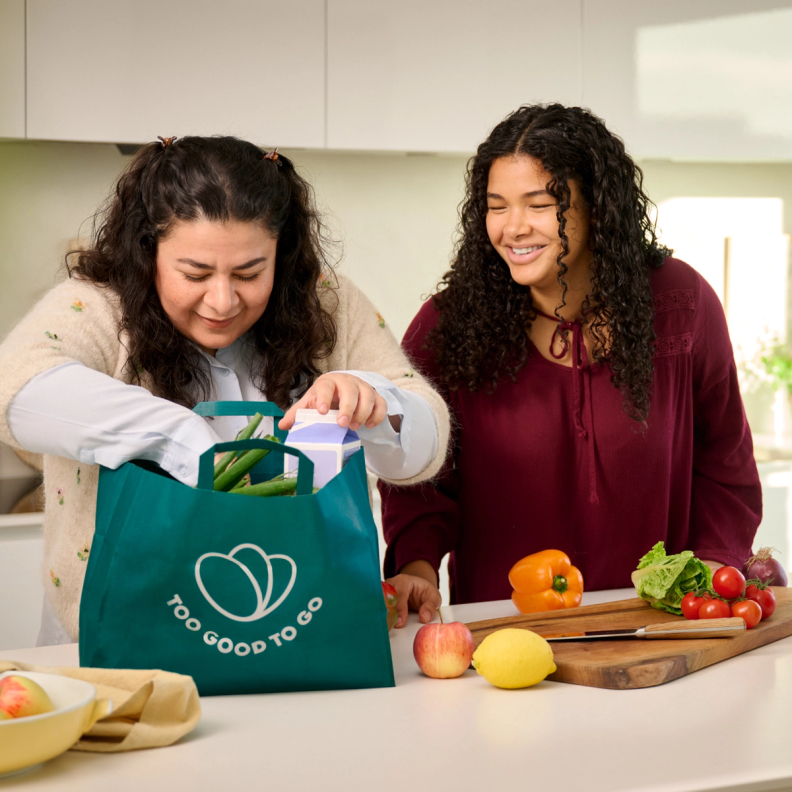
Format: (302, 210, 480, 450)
(209, 412, 309, 497)
(231, 478, 298, 497)
(213, 435, 279, 492)
(213, 413, 264, 479)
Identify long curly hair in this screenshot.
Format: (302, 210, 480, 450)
(429, 104, 670, 422)
(68, 136, 337, 410)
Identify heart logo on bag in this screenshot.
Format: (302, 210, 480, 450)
(195, 543, 297, 622)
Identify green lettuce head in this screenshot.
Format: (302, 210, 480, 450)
(631, 541, 713, 616)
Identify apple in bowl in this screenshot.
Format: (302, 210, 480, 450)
(413, 610, 475, 679)
(0, 671, 110, 778)
(0, 675, 55, 720)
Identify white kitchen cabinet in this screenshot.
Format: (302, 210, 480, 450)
(756, 459, 792, 564)
(26, 0, 325, 147)
(582, 0, 792, 162)
(0, 0, 25, 139)
(0, 516, 44, 651)
(327, 0, 582, 153)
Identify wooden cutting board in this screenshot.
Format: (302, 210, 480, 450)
(466, 586, 792, 690)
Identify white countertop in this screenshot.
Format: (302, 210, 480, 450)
(2, 588, 792, 792)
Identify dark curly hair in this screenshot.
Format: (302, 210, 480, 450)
(68, 136, 337, 410)
(429, 103, 670, 422)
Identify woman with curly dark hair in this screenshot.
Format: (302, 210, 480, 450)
(380, 104, 761, 627)
(0, 136, 450, 644)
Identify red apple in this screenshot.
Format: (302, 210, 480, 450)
(0, 675, 55, 719)
(413, 610, 475, 679)
(382, 581, 399, 631)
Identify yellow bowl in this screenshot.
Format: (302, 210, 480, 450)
(0, 671, 112, 778)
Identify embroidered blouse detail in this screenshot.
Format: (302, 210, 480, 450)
(654, 290, 695, 313)
(654, 332, 693, 357)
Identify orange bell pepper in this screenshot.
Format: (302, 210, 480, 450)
(509, 549, 584, 614)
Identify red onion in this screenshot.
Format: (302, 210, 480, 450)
(743, 547, 788, 587)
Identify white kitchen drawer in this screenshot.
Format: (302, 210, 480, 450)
(756, 460, 792, 564)
(0, 514, 45, 651)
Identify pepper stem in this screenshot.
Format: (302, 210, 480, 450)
(552, 575, 569, 594)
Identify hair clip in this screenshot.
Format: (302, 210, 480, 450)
(157, 136, 178, 148)
(263, 148, 282, 166)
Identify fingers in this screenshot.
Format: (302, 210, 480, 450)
(278, 401, 301, 431)
(386, 575, 413, 629)
(394, 592, 410, 630)
(277, 377, 336, 430)
(335, 380, 357, 428)
(298, 377, 337, 415)
(278, 374, 387, 432)
(414, 586, 443, 625)
(365, 394, 389, 430)
(386, 573, 443, 628)
(333, 376, 383, 430)
(348, 387, 376, 431)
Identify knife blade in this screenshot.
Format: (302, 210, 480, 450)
(540, 617, 745, 641)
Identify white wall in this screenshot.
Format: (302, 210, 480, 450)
(0, 141, 129, 337)
(282, 149, 467, 340)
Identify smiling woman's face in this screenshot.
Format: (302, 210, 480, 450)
(155, 218, 277, 355)
(485, 155, 593, 295)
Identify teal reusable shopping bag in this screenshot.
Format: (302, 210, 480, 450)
(79, 402, 394, 696)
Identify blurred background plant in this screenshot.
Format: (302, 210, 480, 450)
(762, 341, 792, 394)
(738, 332, 792, 395)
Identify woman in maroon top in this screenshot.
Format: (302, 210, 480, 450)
(381, 104, 762, 628)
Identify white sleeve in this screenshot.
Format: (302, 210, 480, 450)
(332, 370, 438, 481)
(7, 362, 221, 487)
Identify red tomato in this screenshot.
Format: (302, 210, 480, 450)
(745, 584, 776, 620)
(698, 599, 731, 619)
(731, 599, 762, 629)
(712, 566, 746, 600)
(681, 591, 710, 620)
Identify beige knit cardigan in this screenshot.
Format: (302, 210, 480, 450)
(0, 274, 450, 640)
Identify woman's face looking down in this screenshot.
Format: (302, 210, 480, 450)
(485, 156, 594, 298)
(155, 218, 277, 355)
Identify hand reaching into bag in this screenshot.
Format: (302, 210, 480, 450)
(386, 560, 443, 628)
(279, 372, 400, 432)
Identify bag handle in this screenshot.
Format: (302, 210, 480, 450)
(197, 438, 314, 496)
(193, 400, 288, 446)
(193, 401, 284, 419)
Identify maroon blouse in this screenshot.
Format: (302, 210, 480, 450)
(379, 258, 762, 603)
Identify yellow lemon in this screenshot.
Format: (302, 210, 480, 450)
(472, 628, 557, 689)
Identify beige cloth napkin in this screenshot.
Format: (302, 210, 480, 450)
(0, 661, 201, 752)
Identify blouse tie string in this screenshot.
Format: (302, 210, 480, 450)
(533, 307, 600, 505)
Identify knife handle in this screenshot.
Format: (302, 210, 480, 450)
(644, 617, 745, 639)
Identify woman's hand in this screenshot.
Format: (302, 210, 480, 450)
(279, 372, 391, 431)
(386, 559, 442, 628)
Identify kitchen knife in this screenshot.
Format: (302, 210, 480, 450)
(541, 617, 745, 641)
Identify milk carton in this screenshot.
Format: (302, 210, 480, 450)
(284, 409, 361, 489)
